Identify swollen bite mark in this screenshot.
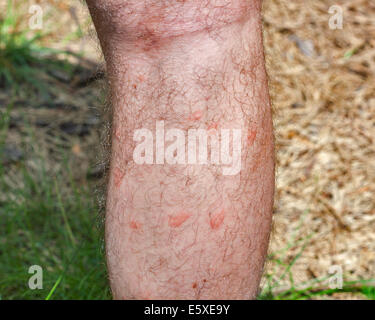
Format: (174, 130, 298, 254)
(207, 122, 219, 137)
(129, 220, 142, 230)
(138, 75, 145, 82)
(168, 212, 192, 228)
(247, 129, 257, 146)
(113, 167, 125, 188)
(209, 209, 225, 230)
(114, 127, 121, 141)
(207, 122, 219, 131)
(189, 110, 203, 121)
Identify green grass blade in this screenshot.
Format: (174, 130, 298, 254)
(45, 275, 63, 300)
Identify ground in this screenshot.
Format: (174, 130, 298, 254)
(0, 0, 374, 299)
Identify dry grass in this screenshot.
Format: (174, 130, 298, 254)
(262, 0, 375, 296)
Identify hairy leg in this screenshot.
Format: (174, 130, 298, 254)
(87, 0, 274, 299)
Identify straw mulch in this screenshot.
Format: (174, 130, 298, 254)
(262, 0, 375, 295)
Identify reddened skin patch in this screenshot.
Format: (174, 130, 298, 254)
(207, 122, 219, 130)
(209, 209, 225, 230)
(113, 167, 125, 187)
(168, 212, 192, 228)
(129, 220, 142, 230)
(189, 110, 203, 121)
(87, 0, 257, 42)
(247, 129, 257, 146)
(114, 127, 121, 141)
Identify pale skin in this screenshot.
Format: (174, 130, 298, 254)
(86, 0, 274, 299)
